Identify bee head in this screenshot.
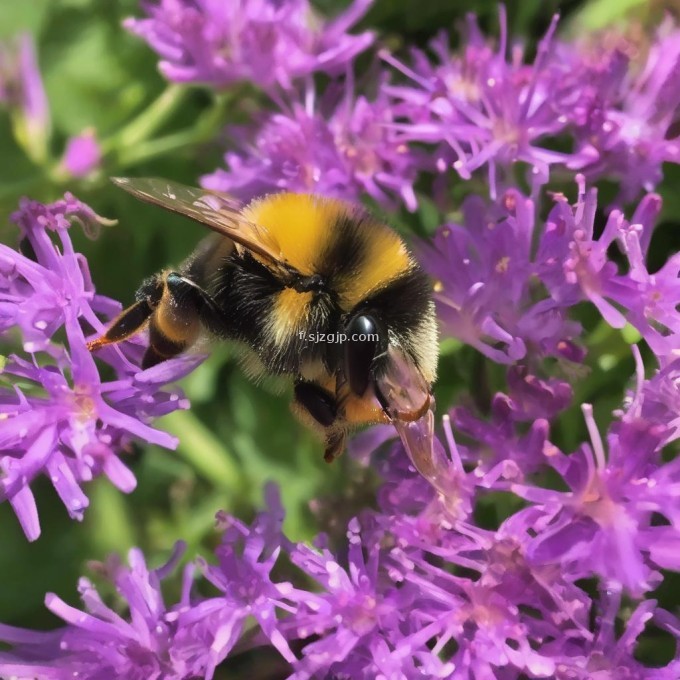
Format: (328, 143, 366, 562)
(342, 311, 432, 419)
(342, 310, 436, 475)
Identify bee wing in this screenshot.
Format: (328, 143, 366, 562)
(375, 346, 432, 424)
(111, 177, 294, 278)
(375, 346, 446, 491)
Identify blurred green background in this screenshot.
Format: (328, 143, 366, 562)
(0, 0, 675, 642)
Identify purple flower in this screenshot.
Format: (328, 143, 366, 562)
(452, 395, 555, 477)
(380, 13, 680, 200)
(386, 545, 562, 678)
(284, 514, 445, 680)
(286, 475, 588, 679)
(0, 34, 51, 164)
(419, 188, 583, 364)
(382, 9, 584, 196)
(1, 195, 116, 350)
(125, 0, 373, 91)
(183, 484, 297, 678)
(499, 366, 573, 421)
(627, 351, 680, 446)
(0, 195, 202, 540)
(61, 130, 102, 178)
(0, 543, 215, 679)
(565, 19, 680, 202)
(420, 177, 678, 369)
(202, 78, 420, 210)
(0, 339, 199, 541)
(556, 590, 680, 679)
(0, 495, 297, 680)
(508, 404, 674, 596)
(537, 178, 680, 358)
(0, 469, 675, 678)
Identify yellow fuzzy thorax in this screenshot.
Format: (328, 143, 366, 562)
(243, 193, 414, 311)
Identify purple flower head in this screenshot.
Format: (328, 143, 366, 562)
(61, 130, 102, 178)
(1, 194, 116, 350)
(1, 195, 202, 540)
(202, 77, 420, 210)
(566, 18, 680, 202)
(452, 397, 554, 478)
(0, 340, 199, 541)
(421, 176, 678, 369)
(394, 555, 560, 678)
(345, 510, 589, 679)
(184, 484, 297, 677)
(382, 9, 584, 196)
(556, 590, 680, 679)
(509, 404, 674, 596)
(366, 412, 527, 532)
(538, 177, 680, 358)
(419, 187, 583, 364)
(0, 542, 217, 679)
(125, 0, 373, 92)
(627, 351, 680, 446)
(501, 365, 573, 421)
(286, 515, 455, 680)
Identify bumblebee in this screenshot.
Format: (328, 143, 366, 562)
(88, 178, 439, 462)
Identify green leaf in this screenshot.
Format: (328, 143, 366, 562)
(0, 1, 50, 38)
(567, 0, 648, 32)
(41, 15, 161, 136)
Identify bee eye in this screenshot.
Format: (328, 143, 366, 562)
(344, 314, 386, 396)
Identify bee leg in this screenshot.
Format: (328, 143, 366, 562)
(293, 381, 338, 428)
(323, 430, 346, 463)
(87, 275, 164, 351)
(142, 271, 212, 369)
(292, 380, 348, 462)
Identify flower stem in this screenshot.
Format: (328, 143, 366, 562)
(161, 409, 243, 492)
(114, 91, 231, 167)
(116, 127, 209, 167)
(104, 84, 188, 152)
(87, 478, 136, 554)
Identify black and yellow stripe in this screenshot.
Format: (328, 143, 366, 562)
(186, 193, 436, 383)
(89, 183, 439, 458)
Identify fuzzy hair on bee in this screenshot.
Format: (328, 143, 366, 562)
(88, 178, 439, 462)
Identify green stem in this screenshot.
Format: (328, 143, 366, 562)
(161, 409, 242, 492)
(118, 96, 230, 167)
(87, 478, 136, 554)
(115, 92, 231, 167)
(116, 127, 211, 167)
(103, 84, 188, 152)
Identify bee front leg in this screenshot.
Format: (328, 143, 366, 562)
(87, 275, 164, 351)
(291, 380, 346, 462)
